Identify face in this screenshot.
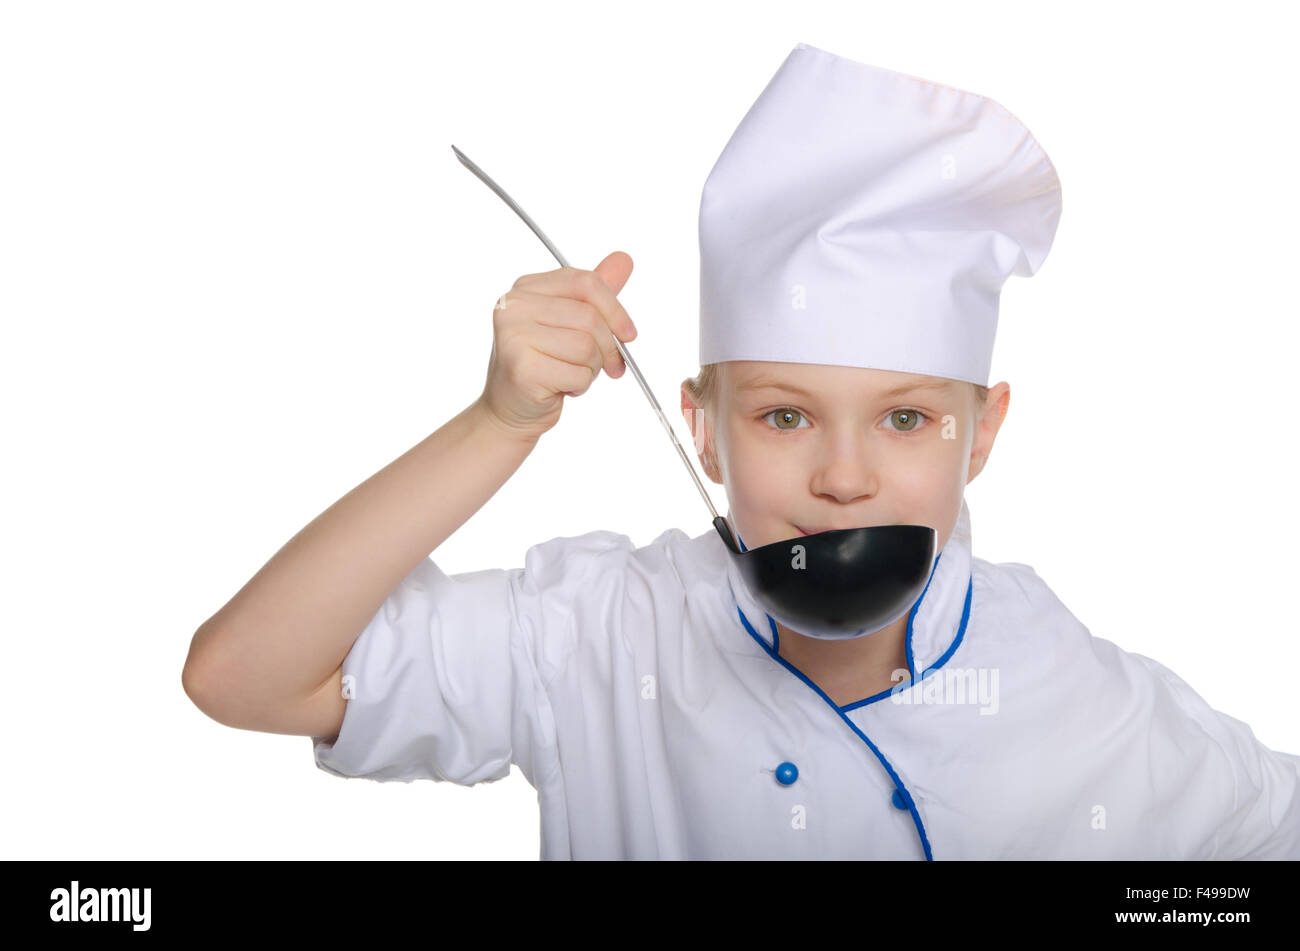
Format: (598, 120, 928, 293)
(680, 361, 1010, 555)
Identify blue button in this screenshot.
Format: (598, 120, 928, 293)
(775, 762, 799, 786)
(891, 788, 909, 810)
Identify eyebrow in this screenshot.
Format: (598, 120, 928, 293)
(736, 376, 953, 401)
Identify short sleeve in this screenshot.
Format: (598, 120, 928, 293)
(310, 530, 634, 787)
(1134, 654, 1300, 859)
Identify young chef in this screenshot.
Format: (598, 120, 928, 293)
(191, 42, 1300, 859)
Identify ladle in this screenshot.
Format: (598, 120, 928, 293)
(451, 144, 937, 639)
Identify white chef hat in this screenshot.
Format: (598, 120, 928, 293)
(698, 43, 1062, 386)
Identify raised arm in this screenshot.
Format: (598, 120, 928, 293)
(181, 255, 637, 742)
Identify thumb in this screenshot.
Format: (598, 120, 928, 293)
(593, 250, 633, 297)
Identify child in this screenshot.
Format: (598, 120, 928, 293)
(183, 43, 1300, 859)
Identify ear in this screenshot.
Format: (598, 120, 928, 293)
(680, 382, 723, 484)
(967, 382, 1010, 484)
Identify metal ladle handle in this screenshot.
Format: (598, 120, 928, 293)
(451, 145, 736, 550)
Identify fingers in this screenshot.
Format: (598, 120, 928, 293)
(526, 324, 607, 393)
(513, 266, 638, 343)
(500, 288, 627, 379)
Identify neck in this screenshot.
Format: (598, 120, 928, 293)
(775, 611, 912, 701)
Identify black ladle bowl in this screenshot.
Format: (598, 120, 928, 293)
(452, 143, 939, 641)
(713, 517, 937, 640)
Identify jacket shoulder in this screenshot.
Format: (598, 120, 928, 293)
(968, 556, 1093, 652)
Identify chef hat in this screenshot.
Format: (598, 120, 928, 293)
(698, 43, 1062, 386)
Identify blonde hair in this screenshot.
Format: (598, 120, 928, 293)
(683, 363, 988, 411)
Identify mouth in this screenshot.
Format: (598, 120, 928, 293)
(796, 520, 886, 536)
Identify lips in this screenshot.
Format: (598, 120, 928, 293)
(797, 526, 856, 536)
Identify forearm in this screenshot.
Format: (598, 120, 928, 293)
(182, 397, 539, 729)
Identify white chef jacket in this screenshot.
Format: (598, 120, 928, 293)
(311, 499, 1300, 859)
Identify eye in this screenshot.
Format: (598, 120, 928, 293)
(885, 408, 926, 432)
(763, 408, 809, 432)
(883, 408, 929, 433)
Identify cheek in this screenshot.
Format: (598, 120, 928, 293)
(717, 421, 797, 504)
(900, 468, 961, 508)
(909, 434, 966, 478)
(721, 441, 788, 504)
(726, 418, 804, 468)
(875, 434, 967, 512)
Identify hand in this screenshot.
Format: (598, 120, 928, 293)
(477, 251, 637, 440)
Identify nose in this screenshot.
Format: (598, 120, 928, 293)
(808, 424, 880, 504)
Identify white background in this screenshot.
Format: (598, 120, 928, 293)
(3, 0, 1297, 859)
